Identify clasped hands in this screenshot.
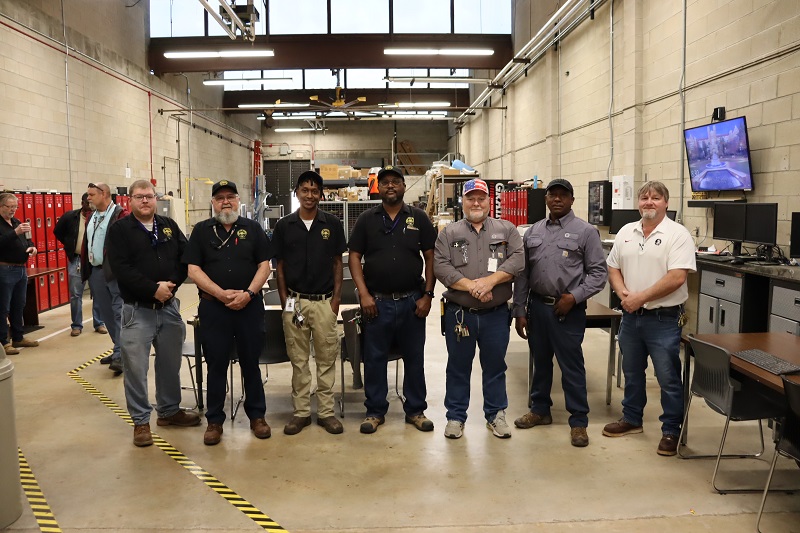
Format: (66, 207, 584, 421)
(469, 278, 494, 303)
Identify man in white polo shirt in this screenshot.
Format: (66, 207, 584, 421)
(601, 181, 696, 456)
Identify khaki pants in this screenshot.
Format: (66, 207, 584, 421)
(282, 297, 340, 418)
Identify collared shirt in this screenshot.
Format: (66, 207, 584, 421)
(434, 216, 524, 309)
(0, 217, 32, 264)
(182, 216, 271, 291)
(107, 214, 188, 304)
(512, 210, 607, 317)
(348, 203, 436, 293)
(87, 204, 116, 266)
(271, 208, 346, 294)
(606, 216, 697, 308)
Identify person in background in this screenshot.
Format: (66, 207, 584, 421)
(54, 192, 107, 337)
(366, 167, 381, 200)
(512, 178, 607, 447)
(272, 170, 346, 436)
(433, 178, 524, 439)
(0, 192, 39, 356)
(107, 180, 199, 447)
(602, 181, 696, 457)
(183, 180, 272, 446)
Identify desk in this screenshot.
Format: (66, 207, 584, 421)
(24, 267, 60, 329)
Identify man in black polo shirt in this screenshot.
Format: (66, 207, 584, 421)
(107, 180, 200, 447)
(183, 180, 272, 445)
(348, 166, 437, 434)
(272, 170, 346, 435)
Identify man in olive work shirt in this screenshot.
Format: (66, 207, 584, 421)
(271, 170, 346, 436)
(512, 178, 607, 448)
(348, 166, 437, 435)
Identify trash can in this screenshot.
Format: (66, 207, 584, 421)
(0, 357, 22, 528)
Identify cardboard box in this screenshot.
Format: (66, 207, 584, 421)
(350, 169, 360, 179)
(338, 166, 354, 179)
(442, 167, 461, 176)
(359, 168, 369, 177)
(320, 164, 338, 180)
(347, 191, 359, 202)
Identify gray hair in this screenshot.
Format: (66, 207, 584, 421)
(0, 193, 17, 207)
(637, 181, 670, 202)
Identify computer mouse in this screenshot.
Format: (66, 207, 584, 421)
(730, 258, 744, 265)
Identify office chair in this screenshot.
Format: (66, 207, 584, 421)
(678, 337, 785, 493)
(756, 376, 800, 532)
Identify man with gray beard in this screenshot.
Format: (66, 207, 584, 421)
(183, 180, 272, 445)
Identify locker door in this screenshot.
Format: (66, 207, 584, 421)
(697, 294, 718, 334)
(717, 299, 741, 334)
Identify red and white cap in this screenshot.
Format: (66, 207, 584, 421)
(463, 178, 489, 195)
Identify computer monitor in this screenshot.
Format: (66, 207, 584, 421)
(744, 203, 778, 246)
(713, 203, 746, 255)
(608, 209, 677, 235)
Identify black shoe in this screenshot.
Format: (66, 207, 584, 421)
(100, 355, 113, 365)
(109, 359, 123, 375)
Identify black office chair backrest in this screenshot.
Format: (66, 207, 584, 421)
(260, 308, 290, 365)
(778, 376, 800, 460)
(688, 337, 736, 415)
(340, 278, 358, 305)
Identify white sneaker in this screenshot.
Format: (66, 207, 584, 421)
(487, 410, 512, 439)
(444, 420, 464, 439)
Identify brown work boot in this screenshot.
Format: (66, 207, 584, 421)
(283, 416, 311, 435)
(3, 343, 19, 355)
(602, 418, 644, 437)
(405, 413, 434, 432)
(70, 328, 81, 337)
(514, 411, 553, 429)
(157, 410, 201, 427)
(95, 325, 108, 334)
(317, 416, 344, 434)
(360, 416, 385, 434)
(570, 426, 589, 447)
(657, 434, 679, 456)
(250, 418, 271, 439)
(133, 424, 153, 447)
(12, 337, 39, 348)
(204, 423, 223, 445)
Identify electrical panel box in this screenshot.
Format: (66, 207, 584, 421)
(588, 180, 612, 225)
(612, 175, 634, 210)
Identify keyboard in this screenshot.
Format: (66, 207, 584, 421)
(733, 348, 800, 375)
(697, 254, 732, 262)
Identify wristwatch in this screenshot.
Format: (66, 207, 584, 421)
(424, 290, 435, 298)
(245, 289, 256, 300)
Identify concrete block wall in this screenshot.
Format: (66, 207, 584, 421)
(457, 0, 800, 255)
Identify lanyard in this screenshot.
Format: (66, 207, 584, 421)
(382, 215, 401, 235)
(213, 223, 237, 249)
(89, 207, 111, 249)
(137, 218, 159, 247)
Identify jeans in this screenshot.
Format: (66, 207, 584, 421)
(120, 300, 186, 425)
(618, 309, 684, 436)
(362, 292, 427, 418)
(88, 267, 123, 362)
(527, 299, 589, 427)
(200, 296, 266, 425)
(443, 303, 510, 423)
(67, 256, 104, 330)
(0, 265, 27, 345)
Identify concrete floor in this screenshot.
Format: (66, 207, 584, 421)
(3, 284, 800, 533)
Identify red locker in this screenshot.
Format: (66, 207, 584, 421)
(58, 269, 69, 306)
(49, 273, 59, 308)
(27, 255, 36, 270)
(54, 193, 65, 225)
(36, 275, 49, 312)
(13, 193, 24, 223)
(36, 254, 46, 269)
(63, 193, 73, 211)
(33, 193, 46, 251)
(22, 193, 34, 232)
(47, 251, 57, 268)
(57, 249, 67, 268)
(44, 193, 56, 250)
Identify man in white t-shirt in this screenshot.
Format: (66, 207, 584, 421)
(601, 181, 696, 457)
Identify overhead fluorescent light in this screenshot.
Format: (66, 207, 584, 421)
(164, 50, 274, 59)
(379, 102, 451, 108)
(385, 76, 492, 84)
(274, 128, 317, 132)
(384, 48, 493, 56)
(238, 103, 310, 109)
(256, 114, 266, 120)
(273, 113, 318, 120)
(203, 77, 292, 86)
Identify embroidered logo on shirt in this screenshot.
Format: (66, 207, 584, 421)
(405, 216, 416, 230)
(321, 228, 331, 240)
(162, 227, 173, 238)
(236, 229, 248, 239)
(655, 238, 662, 246)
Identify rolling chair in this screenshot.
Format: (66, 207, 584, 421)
(677, 337, 786, 493)
(756, 376, 800, 532)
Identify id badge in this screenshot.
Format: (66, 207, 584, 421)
(487, 257, 498, 273)
(88, 251, 94, 264)
(284, 297, 296, 313)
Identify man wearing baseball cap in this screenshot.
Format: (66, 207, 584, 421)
(348, 165, 438, 434)
(512, 178, 607, 447)
(433, 178, 525, 439)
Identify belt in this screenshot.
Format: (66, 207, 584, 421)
(447, 302, 505, 315)
(530, 292, 558, 305)
(289, 289, 332, 301)
(629, 305, 681, 316)
(199, 292, 216, 302)
(127, 299, 172, 310)
(373, 291, 416, 300)
(0, 261, 26, 267)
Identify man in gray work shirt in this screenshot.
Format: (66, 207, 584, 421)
(434, 178, 525, 439)
(512, 178, 607, 447)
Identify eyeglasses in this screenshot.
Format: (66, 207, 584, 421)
(132, 194, 156, 201)
(1, 204, 18, 209)
(213, 195, 239, 202)
(378, 179, 404, 187)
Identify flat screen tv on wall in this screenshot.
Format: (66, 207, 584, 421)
(684, 116, 753, 192)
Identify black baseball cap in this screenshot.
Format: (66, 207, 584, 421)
(295, 170, 324, 191)
(377, 166, 404, 182)
(212, 180, 238, 196)
(545, 178, 574, 195)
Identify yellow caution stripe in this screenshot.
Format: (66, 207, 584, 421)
(18, 448, 63, 533)
(68, 353, 287, 532)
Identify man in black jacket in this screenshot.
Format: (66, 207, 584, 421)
(107, 180, 199, 447)
(53, 193, 106, 337)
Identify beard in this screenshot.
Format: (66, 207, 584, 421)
(464, 209, 489, 224)
(641, 209, 657, 220)
(214, 210, 238, 225)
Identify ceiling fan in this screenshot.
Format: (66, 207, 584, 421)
(309, 69, 368, 118)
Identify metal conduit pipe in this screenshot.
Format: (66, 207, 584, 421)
(606, 0, 614, 182)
